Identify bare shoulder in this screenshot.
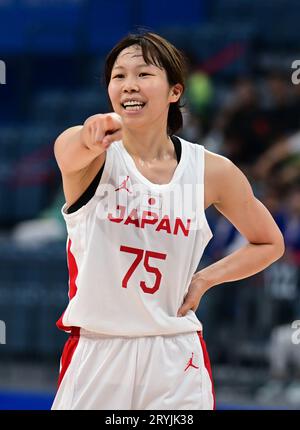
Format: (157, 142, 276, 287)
(204, 148, 233, 209)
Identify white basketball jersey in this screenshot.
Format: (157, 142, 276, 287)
(57, 137, 213, 336)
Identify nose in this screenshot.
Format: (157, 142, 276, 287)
(123, 77, 139, 93)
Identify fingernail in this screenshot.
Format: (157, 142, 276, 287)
(177, 313, 182, 317)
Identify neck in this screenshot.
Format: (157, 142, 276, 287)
(122, 128, 174, 163)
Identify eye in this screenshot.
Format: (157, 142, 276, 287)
(113, 74, 124, 79)
(139, 73, 150, 77)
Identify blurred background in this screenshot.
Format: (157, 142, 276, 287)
(0, 0, 300, 410)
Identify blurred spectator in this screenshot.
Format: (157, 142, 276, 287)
(222, 77, 274, 166)
(184, 51, 214, 137)
(265, 72, 299, 138)
(10, 189, 66, 247)
(181, 109, 203, 143)
(253, 131, 300, 188)
(281, 185, 300, 266)
(256, 323, 300, 406)
(186, 71, 214, 117)
(256, 184, 300, 405)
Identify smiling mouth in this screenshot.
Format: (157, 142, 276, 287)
(121, 102, 146, 111)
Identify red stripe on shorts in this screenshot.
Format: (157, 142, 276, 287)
(57, 327, 80, 388)
(197, 331, 216, 410)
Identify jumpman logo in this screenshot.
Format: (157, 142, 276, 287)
(115, 176, 132, 194)
(184, 353, 199, 371)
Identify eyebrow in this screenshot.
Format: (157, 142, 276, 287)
(112, 63, 151, 70)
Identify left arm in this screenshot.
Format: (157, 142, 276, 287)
(178, 153, 285, 316)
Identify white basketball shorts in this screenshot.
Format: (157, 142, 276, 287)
(51, 329, 215, 410)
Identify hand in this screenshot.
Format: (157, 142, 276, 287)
(177, 273, 211, 317)
(81, 112, 123, 153)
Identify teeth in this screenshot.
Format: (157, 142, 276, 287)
(123, 100, 144, 107)
(125, 105, 144, 111)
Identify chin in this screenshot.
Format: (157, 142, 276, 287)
(123, 115, 147, 125)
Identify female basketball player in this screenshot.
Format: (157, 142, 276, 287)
(52, 31, 285, 410)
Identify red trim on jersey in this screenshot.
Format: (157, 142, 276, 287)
(197, 331, 216, 410)
(56, 238, 79, 332)
(67, 238, 78, 300)
(57, 329, 80, 388)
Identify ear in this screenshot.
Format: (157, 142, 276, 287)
(169, 83, 183, 103)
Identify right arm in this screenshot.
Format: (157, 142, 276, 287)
(54, 113, 122, 208)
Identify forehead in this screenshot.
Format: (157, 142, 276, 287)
(117, 45, 143, 61)
(113, 45, 160, 70)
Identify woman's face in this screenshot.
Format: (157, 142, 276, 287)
(108, 44, 181, 131)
